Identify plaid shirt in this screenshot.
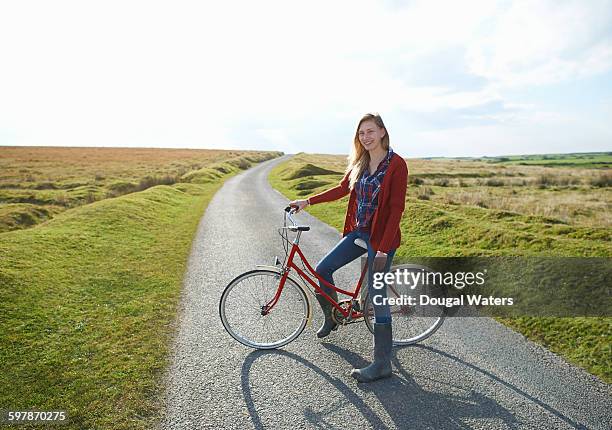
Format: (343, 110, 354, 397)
(355, 148, 394, 231)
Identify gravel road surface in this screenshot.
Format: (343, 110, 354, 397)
(159, 156, 611, 429)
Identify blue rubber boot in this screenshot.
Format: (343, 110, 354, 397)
(350, 322, 393, 382)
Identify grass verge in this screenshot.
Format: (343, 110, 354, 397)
(0, 156, 270, 429)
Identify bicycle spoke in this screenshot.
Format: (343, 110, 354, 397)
(220, 271, 309, 349)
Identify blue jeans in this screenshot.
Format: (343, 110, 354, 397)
(314, 230, 396, 323)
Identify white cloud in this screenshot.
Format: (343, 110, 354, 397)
(409, 116, 611, 158)
(0, 0, 610, 154)
(466, 0, 612, 88)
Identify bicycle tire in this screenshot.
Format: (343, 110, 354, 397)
(219, 269, 310, 349)
(363, 284, 446, 346)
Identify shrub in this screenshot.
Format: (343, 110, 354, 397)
(536, 174, 554, 187)
(107, 181, 138, 195)
(227, 157, 251, 170)
(286, 163, 342, 180)
(213, 165, 232, 174)
(589, 173, 612, 187)
(85, 191, 97, 204)
(534, 174, 582, 187)
(416, 187, 434, 200)
(486, 178, 505, 187)
(34, 182, 59, 190)
(137, 175, 179, 191)
(181, 168, 222, 184)
(107, 176, 180, 198)
(409, 176, 424, 185)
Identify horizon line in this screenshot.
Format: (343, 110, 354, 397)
(1, 145, 610, 160)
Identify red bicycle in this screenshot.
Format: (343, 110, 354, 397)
(219, 207, 446, 349)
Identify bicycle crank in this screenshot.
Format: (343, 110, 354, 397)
(331, 299, 364, 325)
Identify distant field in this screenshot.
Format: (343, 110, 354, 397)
(0, 147, 281, 429)
(274, 153, 612, 229)
(0, 147, 278, 232)
(477, 151, 612, 169)
(268, 152, 611, 383)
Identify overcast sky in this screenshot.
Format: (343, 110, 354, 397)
(1, 0, 611, 157)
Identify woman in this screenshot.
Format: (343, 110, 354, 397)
(289, 112, 408, 383)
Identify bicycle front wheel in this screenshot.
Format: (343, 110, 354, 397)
(219, 269, 310, 349)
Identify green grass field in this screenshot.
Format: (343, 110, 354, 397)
(268, 153, 611, 383)
(479, 152, 612, 169)
(0, 147, 279, 233)
(0, 148, 281, 429)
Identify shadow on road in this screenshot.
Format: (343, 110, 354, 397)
(324, 343, 520, 429)
(410, 345, 587, 429)
(239, 345, 587, 429)
(241, 349, 387, 429)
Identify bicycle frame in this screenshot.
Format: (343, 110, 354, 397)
(263, 239, 369, 321)
(219, 208, 447, 349)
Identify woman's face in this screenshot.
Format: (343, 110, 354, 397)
(358, 120, 386, 152)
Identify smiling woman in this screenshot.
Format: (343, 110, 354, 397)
(289, 112, 409, 383)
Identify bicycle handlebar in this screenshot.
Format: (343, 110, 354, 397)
(283, 205, 310, 231)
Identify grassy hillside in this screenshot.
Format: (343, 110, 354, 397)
(0, 148, 281, 429)
(0, 147, 279, 232)
(268, 153, 611, 383)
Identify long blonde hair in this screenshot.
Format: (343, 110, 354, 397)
(346, 113, 390, 190)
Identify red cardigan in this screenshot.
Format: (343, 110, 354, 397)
(308, 153, 408, 253)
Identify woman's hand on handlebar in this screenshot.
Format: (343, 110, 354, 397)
(289, 199, 310, 213)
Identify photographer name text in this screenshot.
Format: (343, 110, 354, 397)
(372, 294, 514, 307)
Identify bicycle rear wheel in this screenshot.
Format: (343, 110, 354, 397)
(219, 269, 310, 349)
(364, 270, 446, 345)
